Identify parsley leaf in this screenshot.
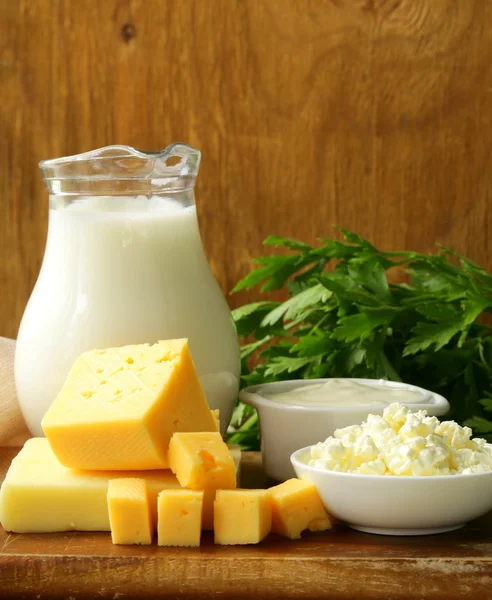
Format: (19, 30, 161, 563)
(225, 230, 492, 450)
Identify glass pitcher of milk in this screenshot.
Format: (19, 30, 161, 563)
(15, 144, 240, 436)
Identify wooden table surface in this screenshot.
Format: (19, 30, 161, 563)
(1, 447, 492, 600)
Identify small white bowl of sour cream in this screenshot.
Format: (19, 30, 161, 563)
(291, 444, 492, 536)
(239, 378, 450, 482)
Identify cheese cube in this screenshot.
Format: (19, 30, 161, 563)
(269, 479, 332, 539)
(0, 438, 181, 533)
(157, 490, 203, 547)
(168, 432, 236, 490)
(214, 489, 272, 545)
(42, 339, 217, 470)
(107, 479, 152, 545)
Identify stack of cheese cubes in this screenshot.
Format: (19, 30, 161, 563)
(0, 339, 331, 546)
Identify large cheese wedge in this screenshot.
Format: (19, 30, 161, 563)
(42, 339, 217, 470)
(0, 439, 242, 534)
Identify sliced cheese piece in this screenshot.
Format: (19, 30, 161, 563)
(214, 489, 272, 545)
(168, 432, 236, 490)
(107, 478, 152, 545)
(269, 478, 332, 539)
(0, 438, 180, 533)
(157, 489, 203, 547)
(42, 339, 217, 470)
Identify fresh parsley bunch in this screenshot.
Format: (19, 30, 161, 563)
(226, 229, 492, 451)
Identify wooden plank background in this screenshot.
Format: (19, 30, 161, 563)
(1, 0, 491, 339)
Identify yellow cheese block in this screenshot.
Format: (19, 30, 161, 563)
(107, 479, 152, 545)
(214, 489, 272, 545)
(0, 439, 242, 534)
(0, 439, 180, 533)
(157, 490, 204, 547)
(42, 339, 217, 470)
(269, 479, 332, 539)
(168, 432, 237, 490)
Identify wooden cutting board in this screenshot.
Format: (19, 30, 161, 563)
(0, 447, 491, 599)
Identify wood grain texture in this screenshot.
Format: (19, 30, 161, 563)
(1, 0, 491, 338)
(1, 448, 492, 600)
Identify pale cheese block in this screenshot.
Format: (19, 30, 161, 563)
(157, 490, 204, 547)
(107, 478, 153, 545)
(0, 438, 180, 533)
(0, 439, 242, 533)
(42, 339, 217, 470)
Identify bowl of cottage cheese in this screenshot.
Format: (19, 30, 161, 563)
(291, 403, 492, 535)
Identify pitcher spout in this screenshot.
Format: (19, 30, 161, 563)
(39, 143, 201, 196)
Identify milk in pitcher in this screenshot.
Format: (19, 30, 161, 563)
(15, 145, 240, 436)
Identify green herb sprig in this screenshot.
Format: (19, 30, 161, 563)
(226, 229, 492, 450)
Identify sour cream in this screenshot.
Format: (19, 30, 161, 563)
(263, 379, 429, 407)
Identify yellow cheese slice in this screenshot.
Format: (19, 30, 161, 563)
(157, 489, 204, 547)
(107, 478, 152, 545)
(214, 489, 272, 545)
(269, 478, 332, 539)
(42, 339, 217, 470)
(0, 439, 242, 534)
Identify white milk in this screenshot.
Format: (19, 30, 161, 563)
(15, 196, 240, 436)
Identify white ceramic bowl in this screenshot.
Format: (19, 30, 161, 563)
(239, 378, 450, 482)
(291, 445, 492, 536)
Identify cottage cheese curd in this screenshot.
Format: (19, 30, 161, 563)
(309, 403, 492, 476)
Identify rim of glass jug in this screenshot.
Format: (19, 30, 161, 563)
(39, 143, 201, 196)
